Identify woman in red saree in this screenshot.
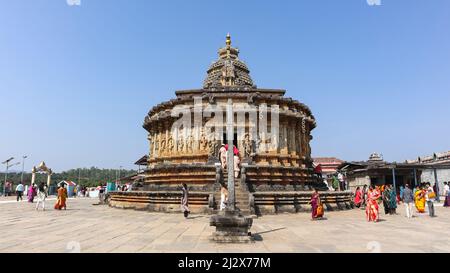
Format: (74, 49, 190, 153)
(54, 184, 68, 210)
(366, 185, 381, 222)
(310, 189, 323, 220)
(354, 187, 362, 208)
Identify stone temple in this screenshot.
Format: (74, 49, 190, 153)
(110, 34, 352, 215)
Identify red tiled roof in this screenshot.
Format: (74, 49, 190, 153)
(59, 180, 77, 186)
(313, 157, 344, 164)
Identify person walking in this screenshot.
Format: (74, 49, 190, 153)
(219, 144, 227, 169)
(399, 185, 404, 203)
(425, 182, 436, 217)
(332, 175, 339, 191)
(27, 183, 37, 203)
(382, 185, 391, 215)
(54, 184, 68, 210)
(443, 182, 450, 207)
(402, 184, 414, 218)
(15, 182, 24, 202)
(414, 185, 426, 213)
(354, 186, 362, 208)
(181, 183, 190, 218)
(361, 185, 368, 209)
(314, 164, 323, 179)
(366, 185, 381, 222)
(337, 172, 345, 191)
(310, 189, 324, 220)
(388, 185, 397, 215)
(35, 183, 48, 211)
(220, 185, 228, 211)
(233, 154, 241, 179)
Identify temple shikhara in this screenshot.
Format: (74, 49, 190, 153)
(110, 34, 353, 215)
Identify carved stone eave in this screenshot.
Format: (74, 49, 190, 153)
(143, 87, 316, 132)
(143, 107, 316, 133)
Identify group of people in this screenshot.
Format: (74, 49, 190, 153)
(354, 182, 443, 222)
(320, 172, 347, 192)
(116, 184, 132, 192)
(314, 164, 348, 192)
(216, 144, 241, 212)
(219, 144, 241, 179)
(6, 181, 49, 210)
(74, 185, 89, 197)
(179, 144, 237, 217)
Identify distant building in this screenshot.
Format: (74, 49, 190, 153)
(58, 181, 77, 197)
(313, 157, 344, 175)
(406, 151, 450, 196)
(134, 155, 148, 173)
(338, 153, 423, 192)
(339, 152, 450, 195)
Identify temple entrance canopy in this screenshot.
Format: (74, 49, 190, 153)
(31, 161, 53, 188)
(109, 34, 353, 215)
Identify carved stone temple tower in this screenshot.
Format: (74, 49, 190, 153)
(109, 34, 353, 215)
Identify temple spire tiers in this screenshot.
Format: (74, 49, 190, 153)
(203, 34, 254, 89)
(210, 99, 254, 243)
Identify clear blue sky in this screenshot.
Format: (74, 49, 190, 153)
(1, 1, 449, 172)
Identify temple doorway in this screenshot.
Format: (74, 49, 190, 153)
(223, 133, 238, 147)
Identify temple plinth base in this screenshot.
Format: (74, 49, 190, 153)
(210, 209, 254, 243)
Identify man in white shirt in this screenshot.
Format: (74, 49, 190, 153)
(15, 182, 24, 202)
(337, 173, 345, 191)
(425, 182, 436, 217)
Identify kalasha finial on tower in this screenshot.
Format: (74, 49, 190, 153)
(203, 33, 254, 89)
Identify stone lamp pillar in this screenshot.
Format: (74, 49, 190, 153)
(30, 167, 36, 186)
(210, 99, 253, 243)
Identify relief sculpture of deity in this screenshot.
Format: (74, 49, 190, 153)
(200, 129, 208, 151)
(208, 133, 219, 157)
(187, 134, 194, 153)
(167, 136, 174, 153)
(243, 133, 252, 158)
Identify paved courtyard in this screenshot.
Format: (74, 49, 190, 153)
(0, 197, 449, 253)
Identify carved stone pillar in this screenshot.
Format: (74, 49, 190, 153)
(290, 122, 296, 155)
(164, 120, 170, 156)
(46, 173, 52, 188)
(147, 133, 153, 158)
(31, 168, 36, 187)
(281, 121, 289, 155)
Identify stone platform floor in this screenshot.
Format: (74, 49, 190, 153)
(0, 197, 449, 253)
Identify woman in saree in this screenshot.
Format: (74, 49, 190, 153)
(54, 184, 68, 210)
(354, 187, 362, 208)
(366, 185, 381, 222)
(388, 186, 397, 215)
(27, 184, 37, 203)
(382, 185, 390, 215)
(310, 189, 323, 220)
(414, 186, 426, 213)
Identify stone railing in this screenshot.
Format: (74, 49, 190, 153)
(109, 191, 215, 214)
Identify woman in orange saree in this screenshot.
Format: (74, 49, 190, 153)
(366, 185, 381, 222)
(54, 184, 68, 210)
